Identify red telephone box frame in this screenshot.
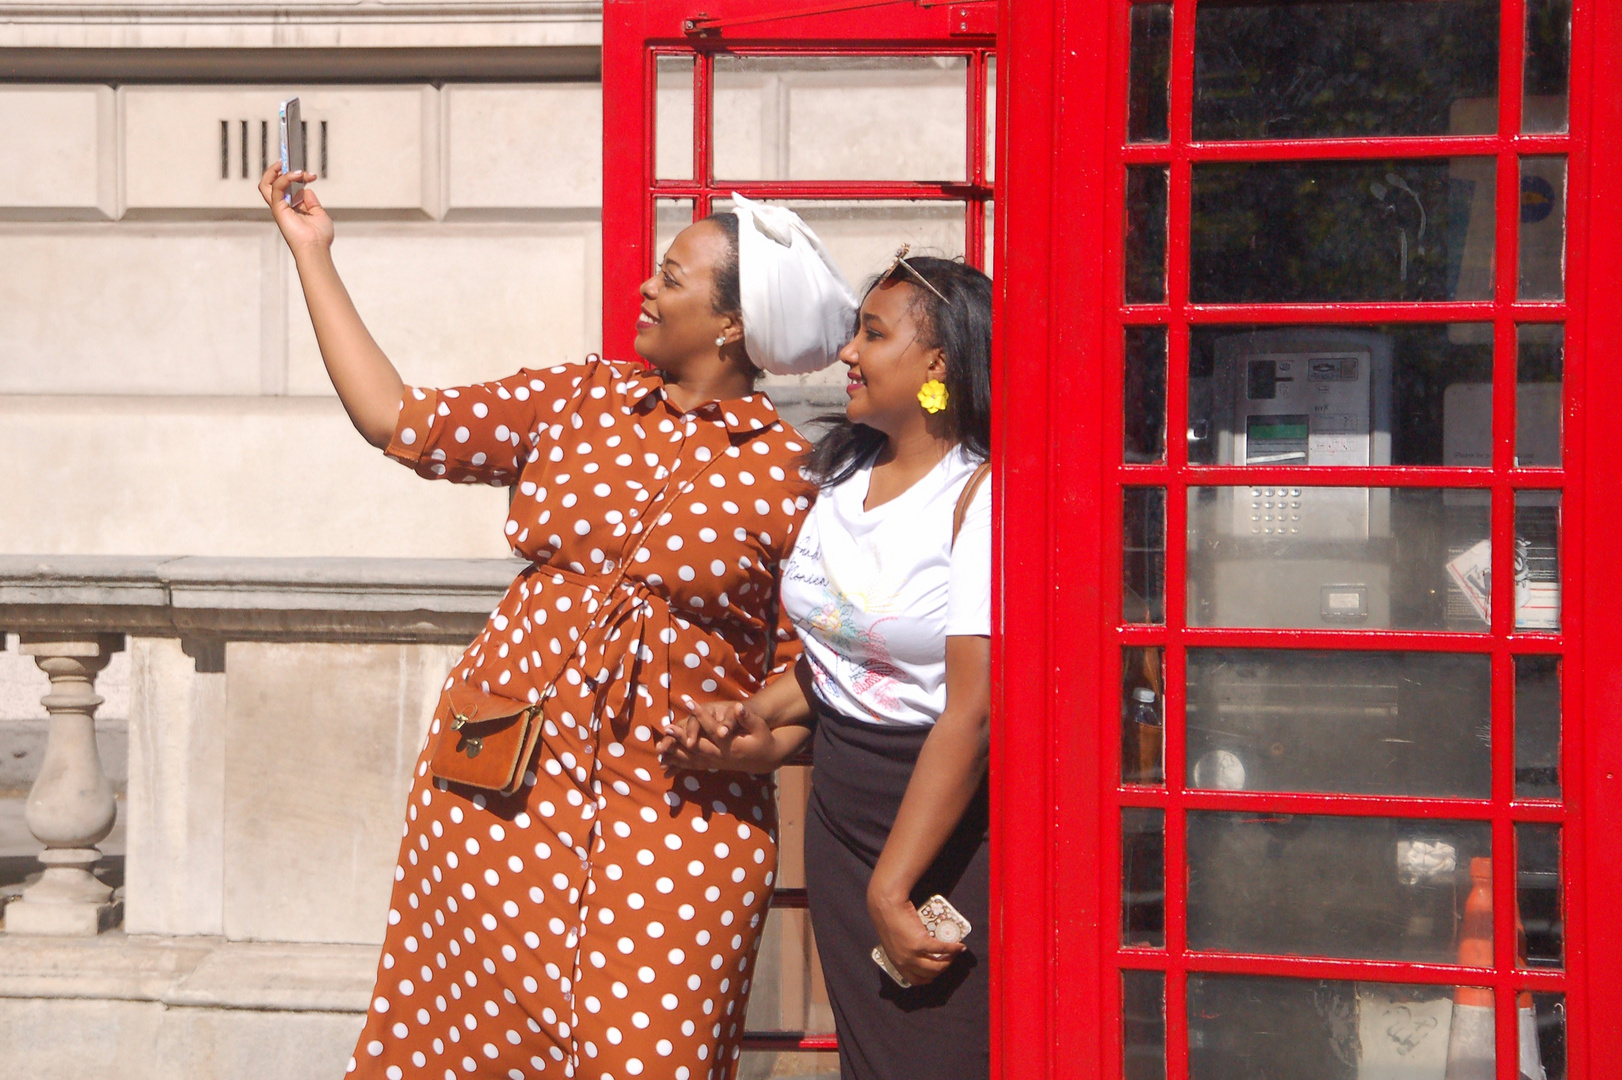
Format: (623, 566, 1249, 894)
(601, 0, 998, 1062)
(606, 0, 1621, 1075)
(997, 0, 1620, 1077)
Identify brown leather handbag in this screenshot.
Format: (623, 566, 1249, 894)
(428, 682, 553, 797)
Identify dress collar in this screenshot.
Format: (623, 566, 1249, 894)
(623, 369, 782, 435)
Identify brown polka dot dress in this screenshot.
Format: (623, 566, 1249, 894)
(347, 358, 815, 1080)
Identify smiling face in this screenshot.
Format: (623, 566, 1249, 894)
(633, 219, 740, 376)
(838, 279, 947, 440)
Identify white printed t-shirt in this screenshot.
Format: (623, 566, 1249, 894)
(780, 445, 991, 727)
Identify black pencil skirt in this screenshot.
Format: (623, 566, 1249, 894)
(804, 705, 990, 1080)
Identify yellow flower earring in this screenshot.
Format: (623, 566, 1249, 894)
(917, 379, 949, 414)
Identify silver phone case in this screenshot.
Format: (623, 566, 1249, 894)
(279, 97, 305, 204)
(870, 894, 972, 988)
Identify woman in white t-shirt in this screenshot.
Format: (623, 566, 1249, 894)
(661, 255, 993, 1080)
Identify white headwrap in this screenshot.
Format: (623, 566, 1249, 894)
(732, 193, 858, 376)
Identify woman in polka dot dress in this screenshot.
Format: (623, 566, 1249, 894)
(260, 166, 856, 1080)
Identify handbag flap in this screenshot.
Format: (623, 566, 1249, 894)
(443, 684, 535, 729)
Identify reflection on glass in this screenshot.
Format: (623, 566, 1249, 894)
(711, 199, 967, 290)
(1187, 325, 1495, 468)
(1188, 813, 1492, 962)
(1122, 808, 1165, 948)
(1517, 325, 1564, 467)
(1520, 157, 1568, 301)
(1191, 159, 1495, 303)
(1187, 487, 1490, 632)
(1518, 824, 1563, 969)
(1193, 0, 1498, 140)
(1122, 969, 1166, 1080)
(1124, 487, 1166, 624)
(655, 55, 695, 181)
(1128, 4, 1172, 143)
(985, 56, 997, 182)
(1186, 649, 1490, 798)
(653, 199, 696, 273)
(1525, 0, 1573, 133)
(1189, 975, 1490, 1080)
(1515, 492, 1562, 632)
(1122, 646, 1165, 785)
(1125, 326, 1167, 463)
(1515, 655, 1561, 799)
(1126, 167, 1169, 303)
(713, 55, 967, 181)
(1523, 992, 1567, 1080)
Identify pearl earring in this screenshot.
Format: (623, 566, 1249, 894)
(715, 335, 728, 347)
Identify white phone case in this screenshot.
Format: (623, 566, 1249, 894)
(870, 894, 972, 988)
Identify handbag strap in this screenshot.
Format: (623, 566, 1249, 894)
(952, 462, 992, 549)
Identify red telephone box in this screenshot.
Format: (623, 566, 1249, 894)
(605, 1, 1621, 1076)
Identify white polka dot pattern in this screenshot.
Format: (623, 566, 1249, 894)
(350, 359, 811, 1080)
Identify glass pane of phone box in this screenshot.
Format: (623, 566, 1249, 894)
(1187, 486, 1493, 632)
(1188, 813, 1491, 963)
(1188, 975, 1493, 1080)
(1192, 0, 1498, 141)
(1187, 649, 1490, 798)
(1187, 325, 1496, 469)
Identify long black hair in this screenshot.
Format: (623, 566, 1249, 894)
(807, 256, 993, 486)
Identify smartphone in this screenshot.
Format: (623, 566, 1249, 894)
(870, 894, 973, 989)
(278, 97, 305, 205)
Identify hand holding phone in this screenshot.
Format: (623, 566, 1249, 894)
(871, 893, 972, 988)
(279, 97, 306, 206)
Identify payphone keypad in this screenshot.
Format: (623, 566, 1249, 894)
(1249, 487, 1304, 534)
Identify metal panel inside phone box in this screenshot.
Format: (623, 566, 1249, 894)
(1188, 328, 1395, 633)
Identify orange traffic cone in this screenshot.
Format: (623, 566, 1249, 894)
(1514, 897, 1547, 1080)
(1445, 857, 1495, 1080)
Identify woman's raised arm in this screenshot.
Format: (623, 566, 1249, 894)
(259, 162, 403, 448)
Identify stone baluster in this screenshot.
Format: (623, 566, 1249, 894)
(4, 634, 124, 935)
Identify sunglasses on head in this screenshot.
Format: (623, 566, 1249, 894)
(880, 245, 950, 305)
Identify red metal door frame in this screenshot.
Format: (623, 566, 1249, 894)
(601, 0, 995, 362)
(601, 0, 1000, 1063)
(996, 0, 1619, 1075)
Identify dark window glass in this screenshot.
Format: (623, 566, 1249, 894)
(1122, 808, 1165, 948)
(1524, 0, 1572, 133)
(1193, 0, 1499, 140)
(1129, 4, 1173, 143)
(1124, 487, 1166, 624)
(1126, 167, 1169, 303)
(1125, 326, 1168, 463)
(1514, 655, 1561, 799)
(1191, 159, 1495, 303)
(1516, 324, 1564, 468)
(1517, 824, 1563, 969)
(1122, 969, 1167, 1080)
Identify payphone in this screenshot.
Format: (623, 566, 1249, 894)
(1188, 328, 1394, 629)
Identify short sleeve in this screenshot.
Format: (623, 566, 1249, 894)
(383, 367, 563, 486)
(945, 478, 991, 636)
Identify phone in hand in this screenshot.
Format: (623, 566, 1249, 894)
(871, 893, 973, 988)
(278, 97, 305, 205)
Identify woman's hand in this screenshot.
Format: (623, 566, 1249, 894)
(866, 886, 964, 987)
(259, 162, 334, 256)
(658, 701, 786, 773)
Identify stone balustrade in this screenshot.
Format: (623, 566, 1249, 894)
(0, 555, 827, 1079)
